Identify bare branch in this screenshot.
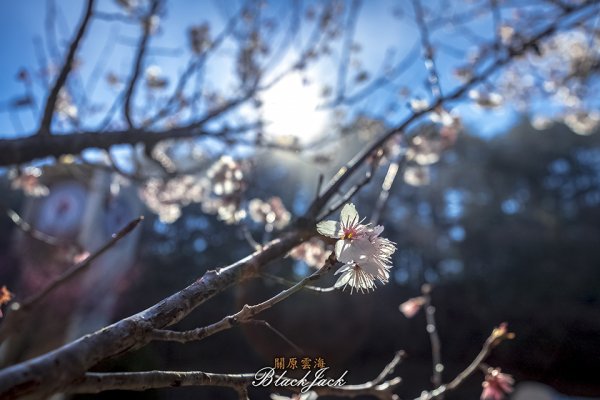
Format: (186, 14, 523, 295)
(51, 324, 509, 400)
(69, 370, 255, 394)
(143, 7, 241, 127)
(0, 3, 596, 399)
(371, 350, 406, 386)
(0, 122, 258, 167)
(306, 1, 596, 220)
(335, 0, 362, 102)
(370, 154, 405, 225)
(298, 351, 404, 399)
(326, 42, 420, 108)
(147, 253, 337, 344)
(261, 273, 336, 293)
(2, 205, 72, 248)
(123, 0, 160, 128)
(412, 0, 443, 99)
(22, 216, 143, 310)
(38, 0, 95, 135)
(490, 0, 502, 51)
(415, 325, 514, 400)
(0, 228, 312, 399)
(421, 284, 443, 392)
(68, 352, 405, 398)
(244, 319, 304, 354)
(318, 153, 381, 221)
(0, 216, 144, 343)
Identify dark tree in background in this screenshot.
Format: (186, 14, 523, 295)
(0, 1, 599, 399)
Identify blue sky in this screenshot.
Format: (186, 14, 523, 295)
(0, 0, 520, 142)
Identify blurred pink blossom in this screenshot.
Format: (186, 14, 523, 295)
(289, 238, 331, 268)
(399, 296, 426, 318)
(481, 368, 514, 400)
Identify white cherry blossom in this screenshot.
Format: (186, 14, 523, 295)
(316, 203, 396, 293)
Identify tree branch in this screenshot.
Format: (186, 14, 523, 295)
(370, 154, 405, 225)
(0, 4, 595, 399)
(306, 1, 596, 220)
(0, 216, 144, 343)
(67, 350, 405, 398)
(123, 0, 160, 128)
(147, 253, 337, 344)
(2, 205, 72, 248)
(0, 122, 257, 167)
(69, 370, 255, 394)
(415, 324, 514, 400)
(412, 0, 443, 99)
(38, 0, 95, 135)
(23, 216, 143, 311)
(0, 228, 312, 399)
(422, 284, 443, 391)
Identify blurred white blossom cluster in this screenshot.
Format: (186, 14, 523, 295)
(201, 155, 248, 223)
(145, 65, 168, 90)
(248, 197, 291, 231)
(139, 154, 294, 227)
(140, 155, 250, 224)
(409, 110, 460, 186)
(497, 29, 600, 135)
(383, 112, 460, 187)
(9, 167, 49, 197)
(139, 174, 206, 223)
(468, 89, 503, 109)
(56, 89, 78, 121)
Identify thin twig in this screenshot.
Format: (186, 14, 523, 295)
(316, 173, 324, 200)
(2, 205, 72, 248)
(370, 154, 405, 225)
(67, 352, 405, 398)
(241, 226, 262, 250)
(335, 0, 362, 102)
(261, 272, 336, 293)
(283, 351, 404, 399)
(371, 350, 406, 386)
(143, 6, 240, 127)
(422, 284, 443, 392)
(318, 153, 381, 221)
(412, 0, 443, 99)
(490, 0, 502, 51)
(325, 41, 420, 108)
(305, 1, 597, 220)
(38, 0, 95, 135)
(415, 324, 514, 400)
(69, 370, 255, 394)
(148, 253, 337, 344)
(21, 216, 144, 310)
(123, 0, 160, 128)
(244, 319, 304, 353)
(0, 216, 144, 343)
